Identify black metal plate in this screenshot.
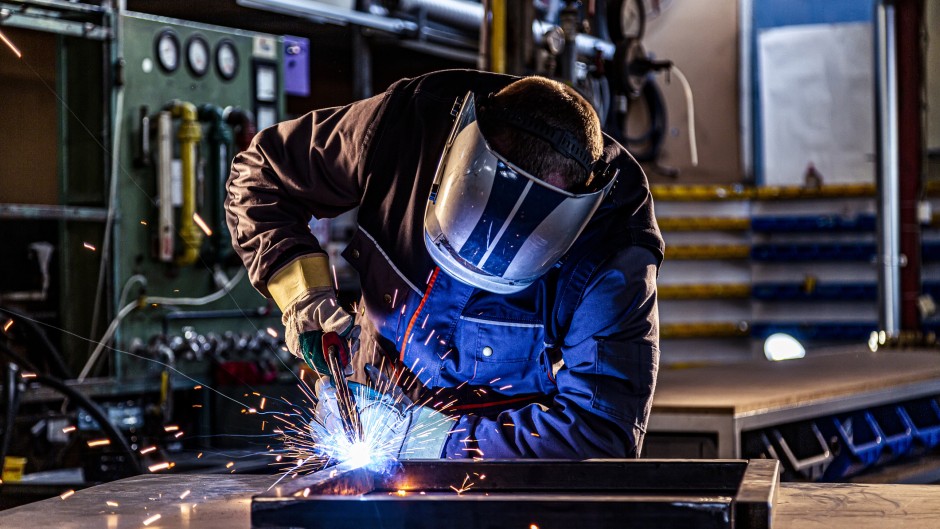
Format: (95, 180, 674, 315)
(252, 459, 779, 529)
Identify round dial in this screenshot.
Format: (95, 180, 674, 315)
(186, 35, 210, 77)
(155, 29, 180, 73)
(215, 40, 239, 81)
(607, 0, 646, 42)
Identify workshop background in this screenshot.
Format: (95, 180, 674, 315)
(0, 0, 939, 515)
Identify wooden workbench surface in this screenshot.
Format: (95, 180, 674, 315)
(0, 474, 938, 528)
(652, 348, 940, 415)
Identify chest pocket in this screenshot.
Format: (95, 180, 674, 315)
(456, 316, 547, 390)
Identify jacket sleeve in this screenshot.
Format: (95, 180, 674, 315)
(224, 94, 386, 297)
(442, 246, 660, 459)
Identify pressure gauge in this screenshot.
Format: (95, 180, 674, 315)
(215, 39, 239, 81)
(607, 0, 646, 42)
(186, 35, 210, 77)
(155, 29, 180, 73)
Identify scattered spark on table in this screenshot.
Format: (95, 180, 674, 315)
(143, 514, 161, 526)
(149, 462, 171, 472)
(106, 501, 119, 507)
(179, 490, 191, 500)
(59, 490, 75, 500)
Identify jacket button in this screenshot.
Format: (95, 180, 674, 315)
(482, 346, 493, 357)
(383, 294, 392, 305)
(351, 249, 360, 259)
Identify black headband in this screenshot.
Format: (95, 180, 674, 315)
(478, 95, 596, 174)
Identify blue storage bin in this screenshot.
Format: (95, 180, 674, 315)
(870, 406, 914, 462)
(899, 398, 940, 451)
(819, 412, 884, 481)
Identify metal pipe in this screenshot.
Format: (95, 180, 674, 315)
(167, 101, 204, 267)
(875, 0, 901, 335)
(489, 0, 506, 73)
(398, 0, 484, 30)
(156, 111, 174, 263)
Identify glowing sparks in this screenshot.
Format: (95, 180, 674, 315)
(331, 264, 339, 291)
(2, 319, 12, 333)
(260, 397, 267, 410)
(396, 489, 407, 496)
(226, 462, 235, 468)
(140, 446, 157, 455)
(59, 490, 75, 500)
(62, 426, 76, 434)
(164, 425, 179, 432)
(149, 462, 171, 472)
(266, 327, 278, 338)
(143, 514, 162, 526)
(0, 30, 22, 58)
(531, 525, 540, 529)
(194, 385, 202, 390)
(20, 372, 37, 379)
(83, 242, 96, 251)
(87, 438, 111, 447)
(179, 490, 191, 500)
(174, 432, 184, 438)
(106, 501, 119, 507)
(192, 212, 212, 236)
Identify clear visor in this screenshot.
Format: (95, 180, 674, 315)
(424, 92, 616, 294)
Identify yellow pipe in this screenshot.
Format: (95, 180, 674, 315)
(168, 101, 203, 266)
(489, 0, 506, 73)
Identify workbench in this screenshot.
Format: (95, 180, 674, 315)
(648, 348, 940, 460)
(0, 473, 938, 528)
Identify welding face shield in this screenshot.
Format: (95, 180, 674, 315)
(424, 92, 618, 294)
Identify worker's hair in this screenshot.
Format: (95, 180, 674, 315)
(480, 76, 603, 190)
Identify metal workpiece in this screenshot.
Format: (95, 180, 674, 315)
(252, 459, 781, 529)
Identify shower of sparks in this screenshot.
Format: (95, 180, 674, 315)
(143, 514, 162, 526)
(332, 264, 339, 291)
(87, 439, 110, 448)
(391, 289, 398, 309)
(106, 501, 119, 507)
(268, 361, 459, 486)
(192, 212, 213, 236)
(180, 490, 191, 500)
(266, 327, 278, 339)
(59, 490, 75, 500)
(149, 462, 171, 472)
(164, 425, 179, 432)
(0, 30, 22, 58)
(140, 446, 157, 455)
(62, 426, 76, 434)
(20, 372, 36, 379)
(449, 474, 474, 495)
(83, 242, 96, 251)
(2, 319, 12, 332)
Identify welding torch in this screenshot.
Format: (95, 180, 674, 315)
(318, 331, 363, 445)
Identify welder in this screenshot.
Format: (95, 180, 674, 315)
(225, 69, 663, 460)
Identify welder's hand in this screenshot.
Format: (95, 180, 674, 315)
(312, 366, 453, 460)
(266, 254, 357, 375)
(361, 365, 452, 460)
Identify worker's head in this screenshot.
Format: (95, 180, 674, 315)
(479, 76, 604, 191)
(423, 77, 618, 294)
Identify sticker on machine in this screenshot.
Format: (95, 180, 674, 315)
(253, 36, 277, 59)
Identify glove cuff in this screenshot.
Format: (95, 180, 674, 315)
(268, 253, 333, 312)
(399, 406, 451, 459)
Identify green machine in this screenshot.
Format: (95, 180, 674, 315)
(108, 12, 285, 381)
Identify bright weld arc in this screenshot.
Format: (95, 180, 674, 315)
(0, 30, 22, 58)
